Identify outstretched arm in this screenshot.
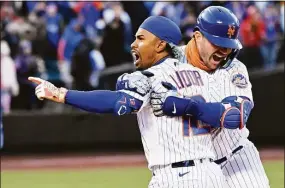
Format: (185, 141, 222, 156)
(28, 77, 142, 115)
(65, 90, 142, 115)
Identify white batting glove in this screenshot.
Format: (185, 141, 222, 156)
(116, 71, 152, 96)
(150, 81, 181, 117)
(28, 77, 68, 103)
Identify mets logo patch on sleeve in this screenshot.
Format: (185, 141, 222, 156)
(231, 73, 248, 88)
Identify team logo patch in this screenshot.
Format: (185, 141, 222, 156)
(227, 25, 235, 38)
(231, 73, 248, 88)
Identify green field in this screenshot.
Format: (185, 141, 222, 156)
(1, 161, 284, 188)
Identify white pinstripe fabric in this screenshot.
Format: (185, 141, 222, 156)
(220, 141, 270, 188)
(210, 59, 252, 160)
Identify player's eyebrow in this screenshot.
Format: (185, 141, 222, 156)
(135, 34, 145, 39)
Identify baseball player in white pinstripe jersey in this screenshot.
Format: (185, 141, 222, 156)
(30, 16, 234, 188)
(175, 6, 270, 188)
(118, 6, 270, 188)
(116, 16, 230, 188)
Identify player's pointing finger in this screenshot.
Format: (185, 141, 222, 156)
(28, 77, 43, 85)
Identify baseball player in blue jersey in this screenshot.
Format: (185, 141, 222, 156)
(29, 16, 240, 187)
(117, 6, 270, 188)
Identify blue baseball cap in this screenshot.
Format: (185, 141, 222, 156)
(139, 16, 182, 45)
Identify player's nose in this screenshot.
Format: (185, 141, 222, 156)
(131, 40, 137, 49)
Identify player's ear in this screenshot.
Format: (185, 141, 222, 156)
(193, 31, 203, 42)
(156, 40, 167, 53)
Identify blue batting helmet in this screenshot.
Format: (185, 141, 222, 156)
(195, 6, 242, 50)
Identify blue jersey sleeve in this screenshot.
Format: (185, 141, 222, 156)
(65, 90, 143, 115)
(163, 96, 243, 129)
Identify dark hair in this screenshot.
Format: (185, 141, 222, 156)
(165, 43, 175, 57)
(166, 43, 183, 60)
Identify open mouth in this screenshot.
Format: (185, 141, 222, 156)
(132, 50, 141, 65)
(212, 54, 225, 62)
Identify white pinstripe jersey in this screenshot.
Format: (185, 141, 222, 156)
(121, 58, 216, 169)
(178, 45, 253, 160)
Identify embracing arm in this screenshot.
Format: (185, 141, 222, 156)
(162, 95, 253, 129)
(150, 82, 253, 129)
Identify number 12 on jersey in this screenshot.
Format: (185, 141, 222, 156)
(182, 116, 211, 136)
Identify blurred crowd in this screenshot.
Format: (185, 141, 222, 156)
(1, 1, 284, 114)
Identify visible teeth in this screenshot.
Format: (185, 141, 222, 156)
(133, 53, 139, 60)
(215, 54, 223, 58)
(213, 55, 223, 61)
(132, 53, 137, 61)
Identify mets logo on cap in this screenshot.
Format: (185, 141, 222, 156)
(231, 72, 248, 88)
(227, 25, 235, 38)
